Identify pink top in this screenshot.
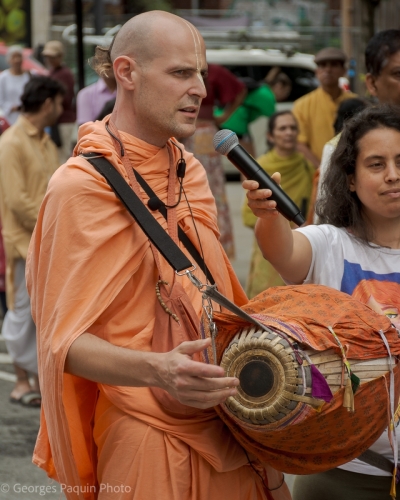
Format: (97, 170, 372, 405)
(76, 78, 116, 125)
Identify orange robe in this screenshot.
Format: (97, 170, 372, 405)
(26, 119, 291, 500)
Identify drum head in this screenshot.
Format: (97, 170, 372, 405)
(221, 326, 310, 425)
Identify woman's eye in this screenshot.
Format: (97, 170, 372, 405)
(386, 313, 398, 319)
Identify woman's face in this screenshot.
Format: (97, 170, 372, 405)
(271, 81, 291, 102)
(349, 127, 400, 222)
(268, 113, 298, 154)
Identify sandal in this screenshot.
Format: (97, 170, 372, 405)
(10, 391, 41, 408)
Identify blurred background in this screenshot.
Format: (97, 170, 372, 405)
(8, 0, 398, 94)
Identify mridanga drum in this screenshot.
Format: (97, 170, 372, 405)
(207, 285, 400, 475)
(221, 326, 394, 426)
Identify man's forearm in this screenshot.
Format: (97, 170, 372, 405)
(214, 88, 247, 126)
(296, 142, 320, 169)
(64, 333, 240, 410)
(65, 332, 161, 387)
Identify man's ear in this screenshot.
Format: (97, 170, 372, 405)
(41, 97, 53, 113)
(365, 73, 378, 97)
(113, 56, 138, 90)
(348, 174, 356, 192)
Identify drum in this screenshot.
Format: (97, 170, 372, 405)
(210, 284, 400, 475)
(221, 327, 394, 427)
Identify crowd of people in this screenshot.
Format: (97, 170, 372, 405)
(0, 9, 398, 500)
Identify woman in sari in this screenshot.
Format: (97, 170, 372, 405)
(243, 110, 314, 298)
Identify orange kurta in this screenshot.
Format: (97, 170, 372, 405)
(26, 119, 291, 500)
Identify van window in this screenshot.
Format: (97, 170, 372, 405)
(224, 64, 317, 102)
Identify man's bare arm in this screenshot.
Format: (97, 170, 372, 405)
(65, 333, 239, 409)
(214, 88, 247, 126)
(296, 142, 320, 169)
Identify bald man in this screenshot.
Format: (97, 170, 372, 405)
(26, 12, 290, 500)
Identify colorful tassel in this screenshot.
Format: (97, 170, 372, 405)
(328, 326, 359, 410)
(390, 467, 396, 499)
(351, 372, 360, 393)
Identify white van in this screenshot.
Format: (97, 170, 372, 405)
(206, 48, 318, 164)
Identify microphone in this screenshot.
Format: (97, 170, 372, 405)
(214, 130, 305, 226)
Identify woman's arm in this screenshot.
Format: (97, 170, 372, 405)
(243, 174, 313, 284)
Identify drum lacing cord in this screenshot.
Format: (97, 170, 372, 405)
(243, 448, 285, 492)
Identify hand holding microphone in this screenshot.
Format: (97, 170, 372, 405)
(213, 130, 305, 226)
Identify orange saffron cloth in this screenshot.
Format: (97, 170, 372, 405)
(212, 285, 400, 475)
(26, 119, 291, 500)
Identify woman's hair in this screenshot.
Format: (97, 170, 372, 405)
(265, 67, 292, 88)
(266, 110, 297, 148)
(316, 104, 400, 242)
(333, 98, 367, 135)
(89, 45, 113, 78)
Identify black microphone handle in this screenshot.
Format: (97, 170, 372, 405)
(227, 144, 305, 226)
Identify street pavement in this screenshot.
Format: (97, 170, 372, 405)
(0, 181, 294, 498)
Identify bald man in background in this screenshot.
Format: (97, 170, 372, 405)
(27, 12, 290, 500)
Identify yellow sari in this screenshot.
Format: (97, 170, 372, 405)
(242, 149, 314, 298)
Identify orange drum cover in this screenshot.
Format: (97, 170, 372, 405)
(211, 285, 400, 474)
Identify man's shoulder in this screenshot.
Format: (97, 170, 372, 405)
(49, 156, 118, 198)
(293, 88, 320, 109)
(0, 122, 25, 147)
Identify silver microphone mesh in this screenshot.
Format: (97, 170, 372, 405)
(213, 129, 239, 156)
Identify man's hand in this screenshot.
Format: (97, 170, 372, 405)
(65, 333, 239, 410)
(243, 172, 282, 220)
(157, 338, 239, 409)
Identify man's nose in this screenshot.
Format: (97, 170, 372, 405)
(189, 74, 207, 98)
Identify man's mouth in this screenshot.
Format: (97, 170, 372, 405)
(179, 106, 198, 116)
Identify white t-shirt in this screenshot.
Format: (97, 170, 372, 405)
(294, 224, 400, 476)
(0, 70, 30, 125)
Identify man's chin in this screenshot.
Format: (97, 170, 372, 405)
(174, 123, 197, 139)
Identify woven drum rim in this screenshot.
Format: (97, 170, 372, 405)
(221, 327, 307, 425)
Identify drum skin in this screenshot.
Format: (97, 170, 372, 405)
(209, 285, 400, 475)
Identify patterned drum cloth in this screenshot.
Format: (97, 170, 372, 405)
(209, 284, 400, 474)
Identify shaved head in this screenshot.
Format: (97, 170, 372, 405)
(110, 11, 202, 66)
(110, 11, 207, 147)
